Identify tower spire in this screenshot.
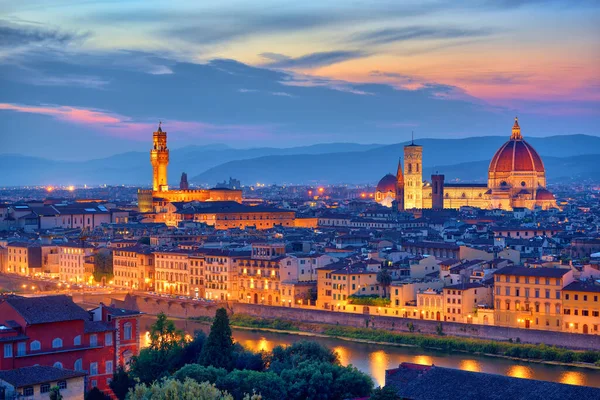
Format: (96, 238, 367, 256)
(511, 116, 522, 140)
(411, 131, 414, 145)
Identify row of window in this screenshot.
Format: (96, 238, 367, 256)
(23, 381, 67, 397)
(564, 294, 599, 302)
(3, 333, 114, 358)
(495, 275, 560, 285)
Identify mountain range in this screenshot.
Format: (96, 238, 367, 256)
(1, 135, 598, 186)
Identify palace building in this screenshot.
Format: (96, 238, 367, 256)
(137, 123, 243, 212)
(375, 118, 558, 211)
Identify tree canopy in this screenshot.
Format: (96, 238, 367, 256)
(200, 308, 234, 370)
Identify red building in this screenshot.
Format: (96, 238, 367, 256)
(0, 295, 141, 395)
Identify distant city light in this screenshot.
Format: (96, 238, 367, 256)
(46, 186, 54, 192)
(68, 185, 75, 192)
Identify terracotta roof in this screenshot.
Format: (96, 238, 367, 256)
(376, 174, 397, 193)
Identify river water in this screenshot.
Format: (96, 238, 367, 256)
(138, 316, 600, 388)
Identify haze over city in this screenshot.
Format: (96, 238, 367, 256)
(1, 0, 599, 161)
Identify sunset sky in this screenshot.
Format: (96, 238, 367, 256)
(1, 0, 599, 160)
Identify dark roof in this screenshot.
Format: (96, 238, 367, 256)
(3, 295, 91, 325)
(385, 363, 600, 400)
(84, 320, 114, 333)
(494, 266, 571, 278)
(103, 304, 143, 317)
(444, 282, 484, 291)
(563, 281, 600, 293)
(443, 183, 488, 188)
(0, 366, 86, 387)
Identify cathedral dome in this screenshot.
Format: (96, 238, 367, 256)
(489, 118, 545, 175)
(536, 188, 555, 201)
(376, 174, 397, 193)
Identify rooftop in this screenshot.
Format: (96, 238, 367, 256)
(494, 266, 571, 278)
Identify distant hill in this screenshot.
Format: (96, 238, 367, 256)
(192, 135, 600, 185)
(1, 135, 599, 186)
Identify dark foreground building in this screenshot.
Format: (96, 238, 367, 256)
(385, 363, 600, 400)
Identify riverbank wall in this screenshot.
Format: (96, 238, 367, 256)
(108, 294, 600, 351)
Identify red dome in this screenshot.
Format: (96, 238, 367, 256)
(489, 118, 545, 174)
(489, 139, 545, 174)
(377, 174, 397, 193)
(536, 188, 555, 201)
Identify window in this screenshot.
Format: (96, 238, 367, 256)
(90, 362, 98, 376)
(52, 338, 63, 348)
(23, 387, 34, 396)
(90, 334, 98, 347)
(17, 342, 26, 356)
(54, 361, 63, 369)
(74, 335, 81, 346)
(58, 381, 67, 390)
(106, 360, 114, 374)
(105, 332, 113, 346)
(30, 340, 41, 351)
(124, 322, 132, 340)
(41, 384, 50, 393)
(74, 358, 83, 371)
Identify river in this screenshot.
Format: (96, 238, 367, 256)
(138, 316, 600, 388)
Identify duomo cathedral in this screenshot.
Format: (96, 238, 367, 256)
(375, 118, 558, 211)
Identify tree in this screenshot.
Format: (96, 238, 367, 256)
(279, 360, 373, 400)
(85, 387, 109, 400)
(109, 367, 135, 400)
(129, 313, 189, 383)
(93, 250, 113, 283)
(370, 386, 401, 400)
(49, 386, 63, 400)
(200, 308, 234, 370)
(269, 341, 339, 373)
(377, 269, 393, 298)
(174, 365, 228, 384)
(216, 370, 286, 400)
(128, 378, 234, 400)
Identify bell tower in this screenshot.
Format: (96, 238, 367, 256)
(150, 122, 169, 192)
(395, 157, 405, 212)
(404, 134, 423, 209)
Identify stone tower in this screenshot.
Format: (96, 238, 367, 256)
(404, 136, 423, 209)
(180, 172, 189, 190)
(150, 122, 169, 192)
(431, 173, 445, 209)
(395, 157, 405, 212)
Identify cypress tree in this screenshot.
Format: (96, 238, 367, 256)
(199, 308, 234, 369)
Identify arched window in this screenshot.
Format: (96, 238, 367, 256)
(30, 340, 41, 351)
(74, 335, 81, 346)
(123, 322, 132, 340)
(53, 362, 63, 369)
(52, 338, 63, 349)
(74, 359, 83, 372)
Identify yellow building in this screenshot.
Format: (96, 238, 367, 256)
(58, 243, 95, 284)
(375, 118, 559, 211)
(237, 244, 283, 305)
(562, 281, 600, 335)
(493, 266, 573, 330)
(154, 249, 191, 295)
(443, 283, 492, 324)
(112, 246, 155, 290)
(189, 254, 205, 299)
(6, 243, 40, 276)
(201, 249, 247, 301)
(330, 267, 380, 309)
(417, 289, 444, 321)
(138, 123, 242, 212)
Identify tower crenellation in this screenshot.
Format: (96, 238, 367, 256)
(150, 121, 169, 192)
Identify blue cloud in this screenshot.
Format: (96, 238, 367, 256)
(262, 50, 369, 69)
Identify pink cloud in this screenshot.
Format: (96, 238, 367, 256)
(0, 103, 276, 141)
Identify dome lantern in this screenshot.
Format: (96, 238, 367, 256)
(511, 117, 522, 140)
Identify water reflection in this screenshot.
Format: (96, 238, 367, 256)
(138, 317, 600, 389)
(369, 351, 388, 387)
(506, 365, 534, 379)
(559, 371, 586, 386)
(459, 359, 482, 373)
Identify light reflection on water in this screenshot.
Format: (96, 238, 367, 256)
(139, 317, 599, 389)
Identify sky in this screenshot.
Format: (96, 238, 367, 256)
(0, 0, 599, 160)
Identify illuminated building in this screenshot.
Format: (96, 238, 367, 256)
(6, 243, 41, 276)
(493, 266, 572, 330)
(112, 246, 155, 290)
(375, 118, 559, 211)
(58, 243, 95, 284)
(200, 249, 249, 301)
(443, 283, 492, 324)
(189, 254, 205, 299)
(154, 249, 191, 295)
(238, 244, 283, 305)
(561, 281, 600, 335)
(138, 124, 242, 212)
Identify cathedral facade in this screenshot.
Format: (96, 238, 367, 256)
(375, 118, 558, 211)
(137, 124, 243, 212)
